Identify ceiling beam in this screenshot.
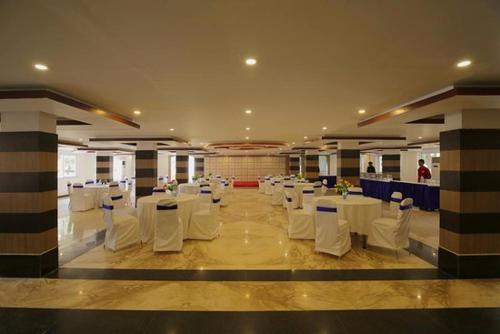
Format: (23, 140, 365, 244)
(321, 135, 406, 141)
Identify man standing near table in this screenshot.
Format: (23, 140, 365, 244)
(366, 161, 376, 173)
(417, 159, 432, 183)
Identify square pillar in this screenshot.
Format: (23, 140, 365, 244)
(176, 153, 189, 184)
(439, 109, 500, 278)
(337, 141, 360, 186)
(289, 155, 300, 175)
(382, 152, 401, 180)
(135, 142, 157, 201)
(194, 156, 205, 178)
(304, 152, 320, 181)
(96, 153, 113, 182)
(0, 111, 58, 277)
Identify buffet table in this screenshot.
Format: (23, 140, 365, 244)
(360, 178, 439, 210)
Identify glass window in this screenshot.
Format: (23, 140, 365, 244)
(58, 154, 76, 178)
(319, 155, 329, 176)
(169, 155, 176, 180)
(188, 156, 195, 182)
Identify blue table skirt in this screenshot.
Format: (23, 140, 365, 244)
(318, 175, 337, 188)
(360, 179, 439, 210)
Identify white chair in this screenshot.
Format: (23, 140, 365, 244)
(321, 179, 328, 195)
(158, 176, 165, 187)
(108, 182, 121, 196)
(368, 198, 414, 253)
(264, 177, 273, 195)
(302, 186, 315, 212)
(314, 199, 351, 257)
(313, 181, 322, 197)
(348, 187, 363, 196)
(271, 180, 284, 206)
(199, 186, 213, 210)
(220, 181, 230, 206)
(283, 184, 297, 208)
(110, 194, 136, 216)
(102, 197, 140, 251)
(69, 183, 94, 212)
(258, 177, 265, 193)
(384, 192, 403, 217)
(285, 194, 314, 239)
(187, 196, 221, 240)
(152, 187, 166, 196)
(154, 199, 183, 252)
(119, 180, 127, 191)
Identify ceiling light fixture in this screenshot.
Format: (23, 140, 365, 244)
(133, 110, 141, 115)
(245, 136, 250, 140)
(245, 58, 257, 66)
(303, 136, 308, 139)
(34, 63, 48, 71)
(322, 126, 327, 130)
(358, 109, 366, 114)
(245, 109, 252, 114)
(245, 127, 251, 131)
(291, 142, 295, 145)
(169, 128, 175, 131)
(418, 136, 423, 139)
(456, 59, 472, 68)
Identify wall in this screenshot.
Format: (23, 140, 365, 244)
(205, 156, 287, 181)
(57, 151, 96, 196)
(400, 151, 418, 182)
(158, 152, 170, 178)
(113, 155, 134, 181)
(329, 154, 337, 175)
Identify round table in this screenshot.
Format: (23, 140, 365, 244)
(313, 195, 382, 235)
(84, 184, 109, 208)
(178, 183, 200, 195)
(137, 193, 200, 243)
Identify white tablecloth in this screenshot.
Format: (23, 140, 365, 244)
(137, 194, 200, 242)
(313, 195, 382, 235)
(178, 183, 200, 195)
(84, 184, 109, 208)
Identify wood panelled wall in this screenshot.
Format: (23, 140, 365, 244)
(96, 155, 113, 182)
(205, 156, 287, 181)
(176, 155, 189, 183)
(382, 154, 401, 180)
(337, 149, 360, 186)
(135, 150, 157, 200)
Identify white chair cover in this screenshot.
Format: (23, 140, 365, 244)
(220, 181, 230, 206)
(264, 177, 273, 195)
(271, 180, 284, 206)
(158, 177, 165, 187)
(258, 178, 265, 193)
(384, 192, 403, 217)
(283, 183, 297, 208)
(187, 196, 220, 240)
(102, 198, 140, 251)
(348, 187, 364, 196)
(108, 182, 121, 196)
(313, 181, 322, 197)
(285, 194, 314, 239)
(152, 187, 166, 196)
(70, 183, 94, 212)
(314, 199, 351, 257)
(154, 199, 183, 252)
(321, 178, 328, 195)
(302, 186, 315, 212)
(368, 198, 413, 251)
(111, 194, 136, 216)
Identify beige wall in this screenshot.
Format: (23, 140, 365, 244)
(205, 156, 287, 181)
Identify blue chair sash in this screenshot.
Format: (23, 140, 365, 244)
(303, 190, 314, 194)
(73, 185, 83, 188)
(286, 197, 292, 202)
(316, 206, 337, 213)
(391, 197, 402, 203)
(153, 189, 165, 193)
(103, 204, 114, 210)
(157, 203, 178, 210)
(201, 190, 212, 194)
(400, 204, 413, 210)
(212, 198, 221, 204)
(284, 185, 294, 188)
(85, 181, 94, 184)
(111, 195, 123, 201)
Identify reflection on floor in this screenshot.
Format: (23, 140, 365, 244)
(61, 188, 435, 270)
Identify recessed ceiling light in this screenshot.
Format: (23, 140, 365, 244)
(34, 63, 48, 71)
(303, 136, 308, 139)
(322, 126, 327, 130)
(456, 59, 472, 68)
(78, 138, 83, 142)
(245, 109, 252, 114)
(169, 128, 175, 131)
(133, 110, 141, 115)
(358, 109, 366, 114)
(418, 136, 423, 139)
(245, 136, 250, 140)
(291, 142, 295, 145)
(245, 58, 257, 66)
(245, 127, 251, 131)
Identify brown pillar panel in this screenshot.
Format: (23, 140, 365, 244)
(337, 149, 360, 186)
(0, 132, 58, 277)
(176, 155, 189, 183)
(135, 150, 157, 201)
(96, 155, 113, 182)
(439, 129, 500, 278)
(305, 155, 320, 181)
(289, 157, 300, 175)
(194, 157, 204, 177)
(382, 154, 401, 180)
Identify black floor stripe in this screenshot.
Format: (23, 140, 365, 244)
(48, 267, 452, 281)
(1, 307, 498, 334)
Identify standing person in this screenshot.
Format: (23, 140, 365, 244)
(366, 161, 376, 173)
(417, 159, 432, 183)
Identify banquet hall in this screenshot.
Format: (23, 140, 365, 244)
(0, 1, 499, 333)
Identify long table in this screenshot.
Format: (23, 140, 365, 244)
(360, 178, 439, 210)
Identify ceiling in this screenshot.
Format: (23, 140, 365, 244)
(1, 0, 500, 153)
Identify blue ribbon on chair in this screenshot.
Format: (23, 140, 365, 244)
(316, 206, 337, 213)
(399, 204, 413, 210)
(153, 189, 165, 193)
(348, 191, 363, 195)
(391, 197, 402, 203)
(275, 180, 281, 183)
(158, 177, 164, 180)
(212, 198, 221, 203)
(157, 203, 178, 210)
(85, 181, 94, 184)
(73, 185, 83, 188)
(284, 185, 294, 188)
(109, 184, 118, 187)
(284, 177, 290, 180)
(303, 190, 314, 194)
(103, 204, 114, 210)
(111, 195, 123, 201)
(201, 190, 212, 194)
(120, 180, 126, 183)
(286, 197, 292, 202)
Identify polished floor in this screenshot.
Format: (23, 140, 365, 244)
(2, 188, 499, 333)
(61, 188, 435, 270)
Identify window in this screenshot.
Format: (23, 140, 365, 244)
(169, 155, 176, 180)
(58, 154, 77, 178)
(319, 155, 329, 175)
(188, 155, 195, 182)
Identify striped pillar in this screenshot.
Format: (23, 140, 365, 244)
(382, 153, 401, 180)
(96, 154, 113, 182)
(439, 127, 500, 278)
(0, 111, 58, 277)
(337, 142, 360, 186)
(289, 155, 300, 175)
(194, 156, 204, 177)
(176, 154, 189, 183)
(305, 154, 320, 181)
(135, 143, 157, 201)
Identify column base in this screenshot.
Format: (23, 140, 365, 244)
(438, 247, 500, 278)
(0, 247, 58, 277)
